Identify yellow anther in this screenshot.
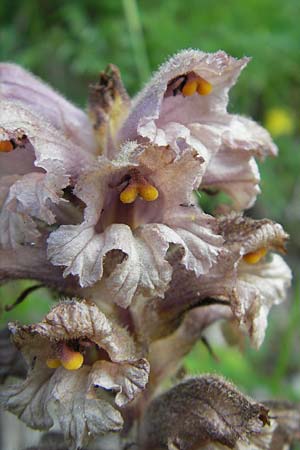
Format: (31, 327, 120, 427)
(0, 140, 14, 152)
(61, 351, 84, 371)
(196, 77, 212, 95)
(120, 185, 138, 204)
(243, 247, 267, 264)
(46, 358, 61, 369)
(182, 79, 198, 96)
(138, 184, 159, 202)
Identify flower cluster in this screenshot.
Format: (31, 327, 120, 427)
(0, 50, 297, 450)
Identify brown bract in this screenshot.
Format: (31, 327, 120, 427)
(138, 375, 271, 450)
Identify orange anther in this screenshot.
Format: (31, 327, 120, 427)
(243, 247, 267, 264)
(0, 140, 14, 152)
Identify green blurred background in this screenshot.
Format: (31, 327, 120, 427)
(1, 0, 300, 418)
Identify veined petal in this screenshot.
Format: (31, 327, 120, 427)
(0, 63, 96, 153)
(47, 223, 174, 308)
(199, 115, 277, 210)
(160, 207, 223, 276)
(0, 172, 68, 248)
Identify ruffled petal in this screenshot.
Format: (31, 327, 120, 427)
(88, 358, 149, 407)
(222, 115, 278, 158)
(0, 172, 68, 247)
(160, 207, 223, 276)
(47, 223, 173, 307)
(0, 63, 96, 153)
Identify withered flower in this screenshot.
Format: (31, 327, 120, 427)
(0, 300, 149, 449)
(138, 375, 272, 450)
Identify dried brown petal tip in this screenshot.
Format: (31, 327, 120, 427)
(88, 64, 130, 153)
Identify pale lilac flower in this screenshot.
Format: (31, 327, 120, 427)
(133, 215, 291, 350)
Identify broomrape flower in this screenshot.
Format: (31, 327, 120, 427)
(0, 49, 276, 307)
(0, 49, 295, 450)
(136, 215, 291, 351)
(0, 300, 149, 449)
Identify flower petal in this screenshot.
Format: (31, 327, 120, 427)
(0, 101, 95, 247)
(222, 115, 278, 157)
(47, 223, 173, 307)
(0, 63, 96, 153)
(0, 172, 68, 247)
(201, 149, 261, 210)
(0, 365, 123, 449)
(235, 254, 292, 348)
(0, 101, 93, 179)
(218, 214, 289, 257)
(88, 358, 150, 407)
(31, 299, 138, 362)
(160, 207, 223, 276)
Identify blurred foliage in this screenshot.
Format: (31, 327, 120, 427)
(0, 0, 300, 425)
